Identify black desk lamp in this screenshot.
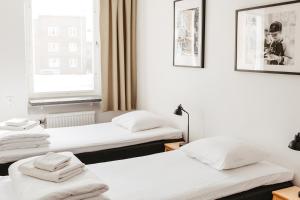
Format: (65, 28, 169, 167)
(288, 133, 300, 198)
(174, 104, 190, 143)
(289, 133, 300, 151)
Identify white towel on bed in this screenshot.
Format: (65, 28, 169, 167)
(9, 152, 109, 200)
(0, 140, 50, 151)
(0, 120, 39, 131)
(34, 152, 71, 172)
(5, 118, 29, 127)
(0, 136, 49, 145)
(0, 125, 49, 144)
(18, 153, 85, 183)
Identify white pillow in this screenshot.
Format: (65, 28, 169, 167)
(180, 136, 267, 170)
(112, 111, 164, 132)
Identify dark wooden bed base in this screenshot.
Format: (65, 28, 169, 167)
(76, 139, 182, 165)
(0, 139, 181, 176)
(219, 181, 293, 200)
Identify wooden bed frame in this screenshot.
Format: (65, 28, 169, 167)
(0, 139, 181, 176)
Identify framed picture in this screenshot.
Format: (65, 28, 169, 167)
(173, 0, 206, 68)
(235, 0, 300, 75)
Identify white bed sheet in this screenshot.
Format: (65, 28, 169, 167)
(0, 123, 182, 164)
(0, 150, 293, 200)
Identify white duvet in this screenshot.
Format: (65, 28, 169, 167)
(0, 150, 293, 200)
(0, 123, 182, 164)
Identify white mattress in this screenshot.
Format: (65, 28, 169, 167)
(0, 150, 293, 200)
(0, 123, 182, 164)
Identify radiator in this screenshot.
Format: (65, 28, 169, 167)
(45, 111, 95, 128)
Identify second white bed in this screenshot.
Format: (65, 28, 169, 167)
(0, 123, 182, 164)
(0, 150, 293, 200)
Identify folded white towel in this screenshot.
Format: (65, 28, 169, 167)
(0, 136, 49, 145)
(34, 152, 72, 172)
(63, 189, 104, 200)
(0, 125, 49, 144)
(0, 120, 38, 131)
(19, 152, 85, 182)
(9, 152, 109, 200)
(85, 196, 109, 200)
(5, 118, 29, 127)
(0, 140, 50, 151)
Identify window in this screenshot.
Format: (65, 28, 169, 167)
(68, 27, 78, 37)
(48, 26, 58, 37)
(69, 58, 78, 68)
(48, 58, 60, 68)
(48, 43, 59, 52)
(68, 43, 78, 52)
(26, 0, 100, 98)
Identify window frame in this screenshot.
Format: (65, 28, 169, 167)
(25, 0, 101, 99)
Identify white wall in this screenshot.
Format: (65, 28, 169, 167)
(137, 0, 300, 185)
(0, 0, 28, 121)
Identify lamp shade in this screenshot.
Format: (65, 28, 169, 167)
(174, 105, 183, 116)
(289, 133, 300, 151)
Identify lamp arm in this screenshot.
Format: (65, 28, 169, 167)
(182, 109, 190, 143)
(181, 108, 189, 115)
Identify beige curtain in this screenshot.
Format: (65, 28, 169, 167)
(100, 0, 137, 112)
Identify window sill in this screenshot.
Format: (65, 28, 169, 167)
(29, 96, 102, 106)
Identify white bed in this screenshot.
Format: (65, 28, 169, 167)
(0, 150, 293, 200)
(0, 123, 182, 164)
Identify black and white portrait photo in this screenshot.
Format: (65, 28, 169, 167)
(173, 0, 205, 68)
(236, 1, 300, 75)
(264, 11, 295, 66)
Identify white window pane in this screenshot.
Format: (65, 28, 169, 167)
(48, 26, 58, 37)
(68, 27, 78, 37)
(31, 0, 95, 94)
(48, 58, 60, 68)
(48, 43, 59, 52)
(69, 43, 78, 52)
(69, 58, 78, 68)
(33, 75, 94, 93)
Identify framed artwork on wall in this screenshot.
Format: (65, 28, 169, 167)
(235, 0, 300, 75)
(173, 0, 206, 68)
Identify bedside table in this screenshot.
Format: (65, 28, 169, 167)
(164, 142, 183, 152)
(272, 186, 300, 200)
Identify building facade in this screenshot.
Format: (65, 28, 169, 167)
(34, 16, 92, 75)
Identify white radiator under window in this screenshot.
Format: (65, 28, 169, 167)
(46, 111, 95, 128)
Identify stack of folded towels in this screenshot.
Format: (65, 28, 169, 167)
(0, 118, 49, 151)
(0, 118, 39, 131)
(9, 152, 109, 200)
